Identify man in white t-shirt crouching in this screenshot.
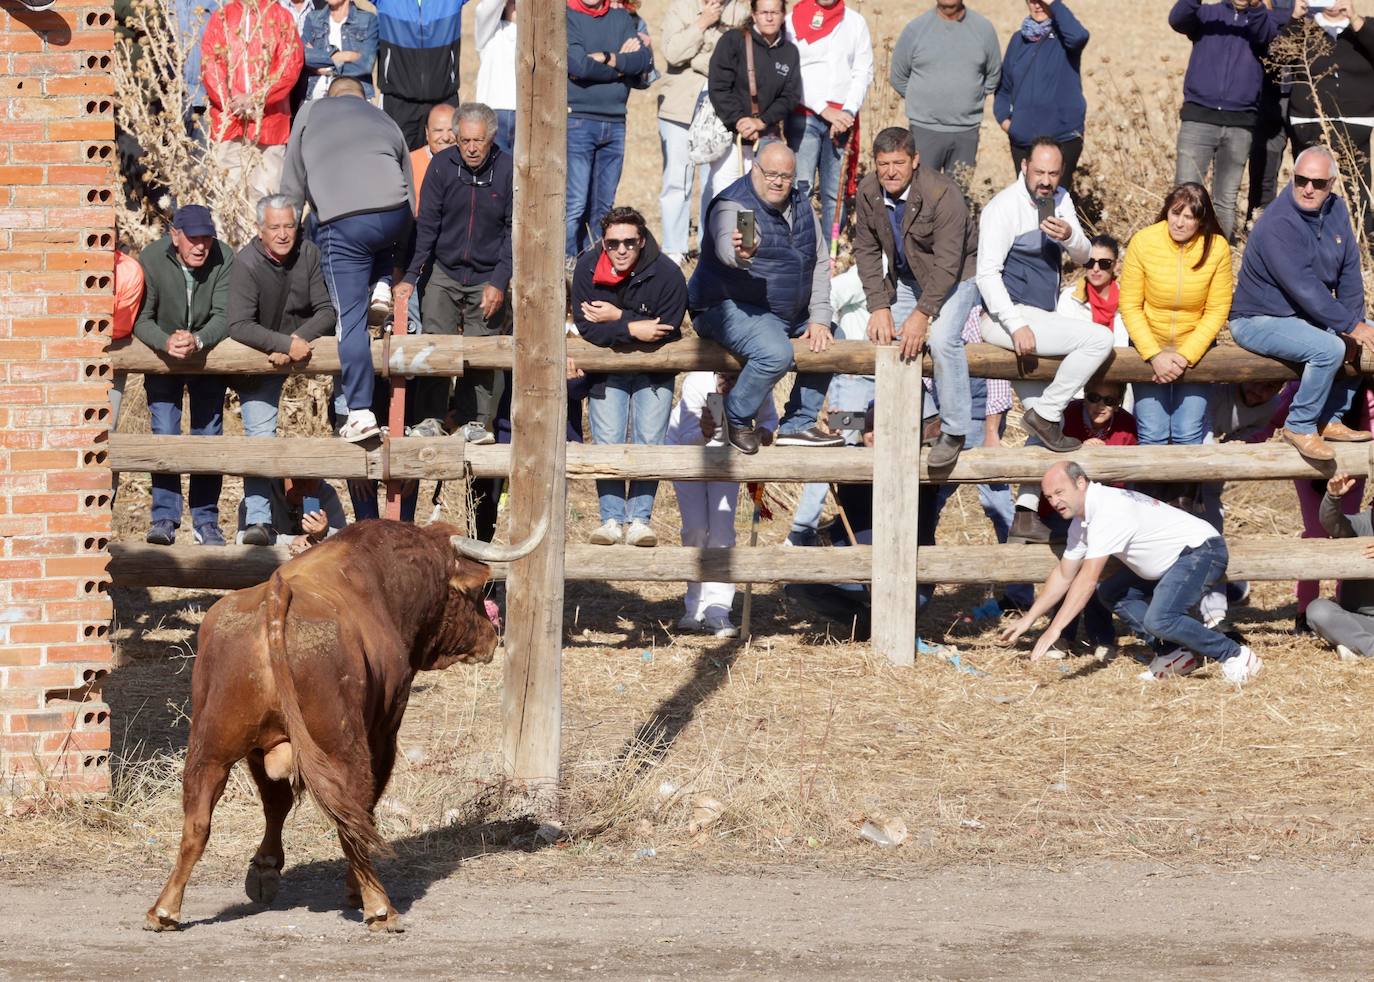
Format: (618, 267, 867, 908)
(999, 461, 1263, 684)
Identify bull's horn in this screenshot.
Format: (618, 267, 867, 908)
(450, 510, 551, 564)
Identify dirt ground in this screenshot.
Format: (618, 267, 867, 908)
(2, 863, 1372, 980)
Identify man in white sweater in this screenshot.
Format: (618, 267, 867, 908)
(977, 137, 1109, 456)
(784, 0, 873, 247)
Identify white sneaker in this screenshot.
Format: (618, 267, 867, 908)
(625, 519, 657, 547)
(368, 281, 392, 326)
(677, 614, 705, 633)
(1336, 644, 1360, 663)
(459, 421, 496, 445)
(338, 409, 380, 442)
(1138, 647, 1200, 681)
(589, 519, 622, 545)
(1221, 646, 1262, 685)
(703, 614, 739, 639)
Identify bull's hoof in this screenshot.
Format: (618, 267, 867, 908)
(245, 856, 280, 905)
(144, 906, 180, 932)
(365, 908, 404, 934)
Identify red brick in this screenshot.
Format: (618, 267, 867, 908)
(7, 710, 78, 733)
(0, 33, 43, 53)
(44, 556, 109, 578)
(11, 272, 83, 294)
(45, 469, 112, 491)
(9, 142, 84, 163)
(44, 75, 114, 96)
(0, 339, 40, 360)
(9, 231, 78, 248)
(48, 295, 112, 315)
(8, 536, 80, 559)
(41, 730, 111, 753)
(46, 167, 112, 187)
(46, 427, 106, 448)
(0, 251, 44, 270)
(10, 453, 78, 474)
(0, 560, 42, 580)
(0, 605, 41, 625)
(0, 473, 45, 494)
(0, 165, 43, 184)
(10, 186, 86, 208)
(45, 383, 110, 404)
(64, 31, 115, 52)
(2, 666, 85, 689)
(44, 249, 106, 270)
(45, 643, 111, 664)
(10, 318, 81, 338)
(46, 514, 110, 535)
(47, 120, 115, 142)
(0, 384, 42, 404)
(9, 361, 77, 382)
(10, 579, 79, 601)
(44, 338, 106, 358)
(0, 430, 42, 449)
(0, 647, 43, 668)
(0, 517, 44, 537)
(44, 601, 110, 622)
(10, 622, 76, 644)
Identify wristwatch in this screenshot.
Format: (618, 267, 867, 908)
(193, 334, 204, 352)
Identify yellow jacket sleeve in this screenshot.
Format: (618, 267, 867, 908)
(1117, 240, 1159, 361)
(1178, 238, 1232, 366)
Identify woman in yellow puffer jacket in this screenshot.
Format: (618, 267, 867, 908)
(1119, 182, 1232, 446)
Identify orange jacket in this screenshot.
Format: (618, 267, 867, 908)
(113, 249, 145, 341)
(201, 0, 304, 146)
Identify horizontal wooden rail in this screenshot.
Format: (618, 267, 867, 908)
(107, 336, 1372, 383)
(109, 537, 1374, 590)
(110, 435, 1366, 483)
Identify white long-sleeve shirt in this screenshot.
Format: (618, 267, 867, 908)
(975, 179, 1090, 333)
(667, 372, 779, 447)
(785, 8, 874, 116)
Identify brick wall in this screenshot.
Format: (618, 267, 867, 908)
(0, 0, 115, 796)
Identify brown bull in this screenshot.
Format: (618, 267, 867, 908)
(145, 516, 545, 933)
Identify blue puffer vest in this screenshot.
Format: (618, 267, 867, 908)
(689, 175, 815, 324)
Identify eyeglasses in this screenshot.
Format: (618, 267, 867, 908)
(1085, 258, 1115, 271)
(1294, 174, 1332, 191)
(757, 168, 794, 185)
(1084, 392, 1121, 407)
(603, 237, 641, 252)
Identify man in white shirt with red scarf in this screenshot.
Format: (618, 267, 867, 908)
(1000, 460, 1263, 684)
(784, 0, 873, 248)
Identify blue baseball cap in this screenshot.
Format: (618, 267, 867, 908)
(173, 205, 216, 237)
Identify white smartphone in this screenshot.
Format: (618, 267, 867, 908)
(705, 392, 726, 446)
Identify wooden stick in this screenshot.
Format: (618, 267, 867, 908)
(828, 483, 858, 546)
(871, 347, 922, 667)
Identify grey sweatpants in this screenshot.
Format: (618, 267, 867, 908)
(1306, 597, 1374, 658)
(415, 266, 509, 428)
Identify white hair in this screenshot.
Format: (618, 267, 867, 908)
(256, 194, 298, 225)
(455, 102, 498, 140)
(1294, 145, 1339, 180)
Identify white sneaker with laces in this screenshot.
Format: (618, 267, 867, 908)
(589, 519, 622, 545)
(460, 421, 496, 445)
(1138, 647, 1200, 681)
(339, 409, 381, 443)
(368, 281, 392, 325)
(703, 614, 739, 639)
(677, 614, 705, 633)
(1221, 646, 1262, 685)
(625, 519, 657, 547)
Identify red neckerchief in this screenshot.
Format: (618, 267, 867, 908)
(567, 0, 609, 16)
(593, 249, 631, 287)
(791, 0, 844, 43)
(1086, 280, 1118, 329)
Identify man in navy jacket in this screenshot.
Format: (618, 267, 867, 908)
(397, 102, 513, 444)
(1230, 146, 1374, 462)
(1169, 0, 1283, 239)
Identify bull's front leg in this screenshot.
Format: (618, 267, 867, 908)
(145, 756, 233, 931)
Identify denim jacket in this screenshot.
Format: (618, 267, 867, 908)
(302, 3, 378, 99)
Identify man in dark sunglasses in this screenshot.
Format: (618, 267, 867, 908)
(1230, 145, 1374, 462)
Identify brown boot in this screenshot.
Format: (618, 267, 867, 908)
(1282, 428, 1335, 461)
(1021, 408, 1082, 452)
(1008, 507, 1052, 545)
(921, 416, 942, 447)
(1319, 419, 1373, 442)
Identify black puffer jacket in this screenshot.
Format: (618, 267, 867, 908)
(1286, 17, 1374, 119)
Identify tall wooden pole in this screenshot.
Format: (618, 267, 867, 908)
(871, 348, 923, 667)
(502, 1, 568, 795)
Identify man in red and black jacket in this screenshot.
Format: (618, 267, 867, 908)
(396, 103, 513, 445)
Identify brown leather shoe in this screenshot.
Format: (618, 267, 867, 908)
(1008, 508, 1052, 545)
(1319, 419, 1373, 442)
(1282, 428, 1335, 461)
(921, 416, 942, 447)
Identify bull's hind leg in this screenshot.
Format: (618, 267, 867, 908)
(244, 750, 294, 905)
(145, 755, 233, 931)
(341, 835, 402, 932)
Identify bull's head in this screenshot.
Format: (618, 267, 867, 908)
(424, 511, 553, 671)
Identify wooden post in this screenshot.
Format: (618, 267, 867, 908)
(502, 1, 568, 796)
(871, 347, 923, 666)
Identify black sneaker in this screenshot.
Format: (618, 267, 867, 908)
(1294, 613, 1312, 636)
(774, 425, 845, 448)
(724, 418, 761, 455)
(146, 520, 176, 546)
(927, 432, 963, 469)
(1021, 408, 1082, 452)
(241, 523, 276, 547)
(194, 523, 226, 546)
(1008, 507, 1051, 545)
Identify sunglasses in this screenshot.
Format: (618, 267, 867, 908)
(1085, 258, 1115, 271)
(1084, 392, 1121, 407)
(1294, 174, 1332, 191)
(603, 237, 641, 252)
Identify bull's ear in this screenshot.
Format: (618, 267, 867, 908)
(449, 558, 490, 595)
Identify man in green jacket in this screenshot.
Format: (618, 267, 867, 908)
(133, 205, 235, 546)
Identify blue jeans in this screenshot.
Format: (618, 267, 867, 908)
(1097, 536, 1240, 661)
(785, 112, 844, 249)
(693, 299, 830, 434)
(658, 116, 704, 258)
(495, 108, 516, 157)
(237, 375, 284, 528)
(565, 114, 626, 257)
(146, 373, 226, 528)
(1229, 315, 1355, 434)
(1132, 381, 1212, 445)
(919, 419, 1035, 610)
(892, 276, 978, 439)
(318, 203, 412, 414)
(348, 481, 417, 522)
(587, 373, 674, 523)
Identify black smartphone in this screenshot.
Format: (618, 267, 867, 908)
(826, 410, 865, 433)
(1036, 196, 1056, 226)
(736, 209, 756, 251)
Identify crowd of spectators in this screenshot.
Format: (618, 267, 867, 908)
(108, 0, 1374, 671)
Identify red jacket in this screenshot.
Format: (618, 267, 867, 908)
(201, 0, 304, 146)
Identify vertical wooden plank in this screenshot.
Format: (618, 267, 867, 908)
(501, 0, 568, 793)
(871, 346, 923, 666)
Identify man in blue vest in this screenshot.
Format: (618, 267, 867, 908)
(687, 141, 844, 454)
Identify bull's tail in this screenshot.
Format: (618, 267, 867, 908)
(266, 572, 390, 858)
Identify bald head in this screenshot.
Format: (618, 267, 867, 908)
(1041, 461, 1089, 520)
(425, 103, 457, 155)
(750, 141, 797, 207)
